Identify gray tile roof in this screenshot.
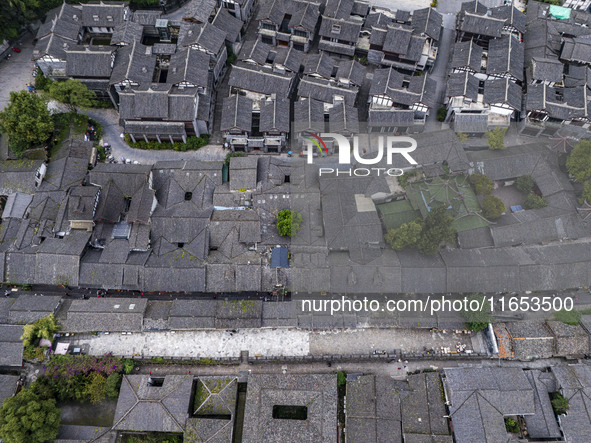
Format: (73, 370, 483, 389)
(178, 22, 226, 55)
(212, 7, 243, 44)
(293, 98, 325, 133)
(370, 67, 437, 109)
(552, 364, 591, 443)
(445, 367, 535, 443)
(113, 375, 193, 432)
(63, 297, 147, 332)
(168, 47, 210, 88)
(182, 0, 217, 24)
(561, 36, 591, 64)
(0, 375, 18, 406)
(297, 76, 358, 106)
(487, 35, 524, 81)
(319, 17, 361, 43)
(65, 46, 115, 78)
(328, 102, 359, 134)
(109, 41, 156, 85)
(335, 58, 365, 87)
(483, 78, 522, 110)
(457, 11, 505, 38)
(304, 52, 336, 79)
(523, 370, 562, 439)
(229, 156, 258, 190)
(242, 374, 337, 443)
(288, 0, 321, 31)
(274, 46, 305, 72)
(238, 38, 273, 65)
(453, 112, 489, 134)
(529, 56, 563, 83)
(451, 40, 483, 72)
(220, 94, 253, 132)
(260, 98, 290, 133)
(229, 63, 295, 96)
(80, 2, 127, 27)
(110, 19, 143, 45)
(412, 7, 442, 41)
(492, 4, 525, 33)
(324, 0, 354, 19)
(0, 325, 23, 367)
(526, 83, 587, 121)
(447, 71, 479, 100)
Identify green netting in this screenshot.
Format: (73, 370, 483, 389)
(549, 5, 571, 20)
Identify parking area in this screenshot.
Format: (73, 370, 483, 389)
(0, 32, 36, 111)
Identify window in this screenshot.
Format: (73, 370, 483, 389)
(262, 36, 273, 45)
(185, 191, 193, 201)
(106, 15, 113, 21)
(92, 14, 99, 21)
(273, 405, 307, 420)
(331, 24, 341, 34)
(223, 0, 236, 9)
(284, 174, 290, 183)
(262, 23, 276, 31)
(178, 242, 185, 248)
(294, 29, 307, 38)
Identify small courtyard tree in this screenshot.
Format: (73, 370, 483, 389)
(48, 79, 96, 113)
(276, 209, 303, 237)
(0, 90, 54, 157)
(486, 127, 507, 150)
(566, 139, 591, 181)
(469, 173, 493, 195)
(515, 175, 535, 193)
(481, 195, 505, 219)
(416, 207, 456, 254)
(384, 220, 423, 250)
(523, 193, 548, 209)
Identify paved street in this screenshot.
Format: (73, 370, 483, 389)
(69, 326, 480, 359)
(0, 32, 35, 112)
(83, 109, 227, 164)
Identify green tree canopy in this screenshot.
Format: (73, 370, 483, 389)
(224, 151, 247, 165)
(566, 140, 591, 181)
(469, 173, 493, 195)
(85, 372, 107, 404)
(581, 180, 591, 204)
(551, 393, 570, 415)
(384, 220, 423, 250)
(48, 79, 96, 113)
(0, 90, 54, 157)
(0, 388, 61, 443)
(21, 314, 59, 347)
(486, 127, 507, 150)
(515, 175, 536, 193)
(462, 294, 492, 332)
(416, 207, 456, 255)
(276, 209, 303, 237)
(481, 195, 505, 219)
(523, 193, 548, 210)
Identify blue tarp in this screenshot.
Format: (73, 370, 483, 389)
(271, 247, 289, 268)
(511, 205, 523, 212)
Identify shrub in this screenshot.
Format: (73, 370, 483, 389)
(436, 107, 447, 122)
(515, 175, 535, 193)
(106, 373, 123, 398)
(486, 127, 507, 150)
(462, 294, 492, 332)
(523, 193, 548, 209)
(225, 151, 247, 165)
(554, 309, 581, 326)
(85, 372, 107, 404)
(276, 209, 303, 237)
(22, 315, 59, 348)
(505, 417, 520, 433)
(337, 371, 346, 387)
(122, 359, 135, 374)
(481, 195, 505, 219)
(551, 393, 569, 415)
(469, 174, 493, 195)
(567, 140, 591, 181)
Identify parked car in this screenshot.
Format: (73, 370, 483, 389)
(12, 47, 20, 53)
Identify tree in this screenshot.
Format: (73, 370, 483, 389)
(0, 388, 61, 443)
(0, 90, 54, 157)
(481, 195, 505, 219)
(523, 193, 548, 209)
(515, 175, 535, 194)
(551, 393, 570, 415)
(384, 220, 422, 250)
(416, 207, 456, 254)
(469, 173, 493, 195)
(581, 180, 591, 205)
(48, 79, 96, 113)
(85, 372, 107, 404)
(276, 209, 303, 237)
(505, 417, 520, 433)
(566, 140, 591, 181)
(21, 314, 59, 347)
(462, 294, 492, 332)
(486, 127, 507, 150)
(106, 373, 122, 399)
(436, 107, 447, 122)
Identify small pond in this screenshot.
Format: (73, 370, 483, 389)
(59, 399, 117, 427)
